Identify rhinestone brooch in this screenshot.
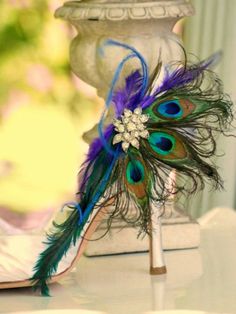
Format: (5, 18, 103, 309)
(112, 108, 149, 152)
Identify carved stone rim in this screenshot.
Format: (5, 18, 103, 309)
(55, 0, 195, 21)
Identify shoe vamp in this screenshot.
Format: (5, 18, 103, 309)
(0, 234, 78, 282)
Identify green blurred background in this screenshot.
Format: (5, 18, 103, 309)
(0, 0, 102, 227)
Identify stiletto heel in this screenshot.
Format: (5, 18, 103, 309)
(149, 169, 177, 275)
(149, 203, 167, 275)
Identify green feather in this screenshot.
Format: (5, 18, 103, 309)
(148, 132, 176, 156)
(31, 147, 118, 296)
(121, 151, 154, 234)
(31, 209, 83, 296)
(126, 159, 145, 185)
(144, 94, 232, 125)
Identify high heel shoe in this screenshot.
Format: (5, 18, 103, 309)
(0, 202, 107, 291)
(0, 40, 232, 296)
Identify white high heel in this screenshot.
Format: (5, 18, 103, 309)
(149, 202, 166, 275)
(0, 189, 171, 291)
(149, 170, 176, 275)
(0, 205, 105, 290)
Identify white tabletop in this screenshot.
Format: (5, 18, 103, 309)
(0, 208, 236, 314)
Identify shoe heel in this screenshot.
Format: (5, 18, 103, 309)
(149, 203, 167, 275)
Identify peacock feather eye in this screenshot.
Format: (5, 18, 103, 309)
(144, 98, 196, 122)
(157, 100, 183, 118)
(126, 160, 145, 184)
(148, 132, 176, 156)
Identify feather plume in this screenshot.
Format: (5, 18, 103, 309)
(32, 41, 234, 295)
(31, 209, 81, 296)
(31, 145, 121, 295)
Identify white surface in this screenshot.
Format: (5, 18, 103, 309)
(0, 208, 236, 314)
(9, 311, 104, 314)
(5, 311, 229, 314)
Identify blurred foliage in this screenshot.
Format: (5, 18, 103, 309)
(0, 1, 101, 214)
(0, 0, 100, 118)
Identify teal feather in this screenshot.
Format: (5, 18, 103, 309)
(126, 159, 145, 185)
(156, 100, 183, 119)
(31, 209, 81, 296)
(148, 132, 176, 156)
(31, 147, 120, 296)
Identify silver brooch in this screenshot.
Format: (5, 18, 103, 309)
(112, 108, 149, 152)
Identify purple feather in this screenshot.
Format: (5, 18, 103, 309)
(155, 54, 218, 95)
(155, 66, 202, 94)
(112, 70, 143, 116)
(87, 124, 114, 162)
(112, 58, 216, 114)
(140, 95, 156, 110)
(79, 124, 114, 193)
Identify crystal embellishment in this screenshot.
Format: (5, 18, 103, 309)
(112, 108, 149, 152)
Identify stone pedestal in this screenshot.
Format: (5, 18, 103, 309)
(55, 0, 200, 255)
(84, 204, 200, 256)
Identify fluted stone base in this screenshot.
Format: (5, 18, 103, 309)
(85, 206, 200, 256)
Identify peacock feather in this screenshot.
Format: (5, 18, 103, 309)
(32, 40, 234, 296)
